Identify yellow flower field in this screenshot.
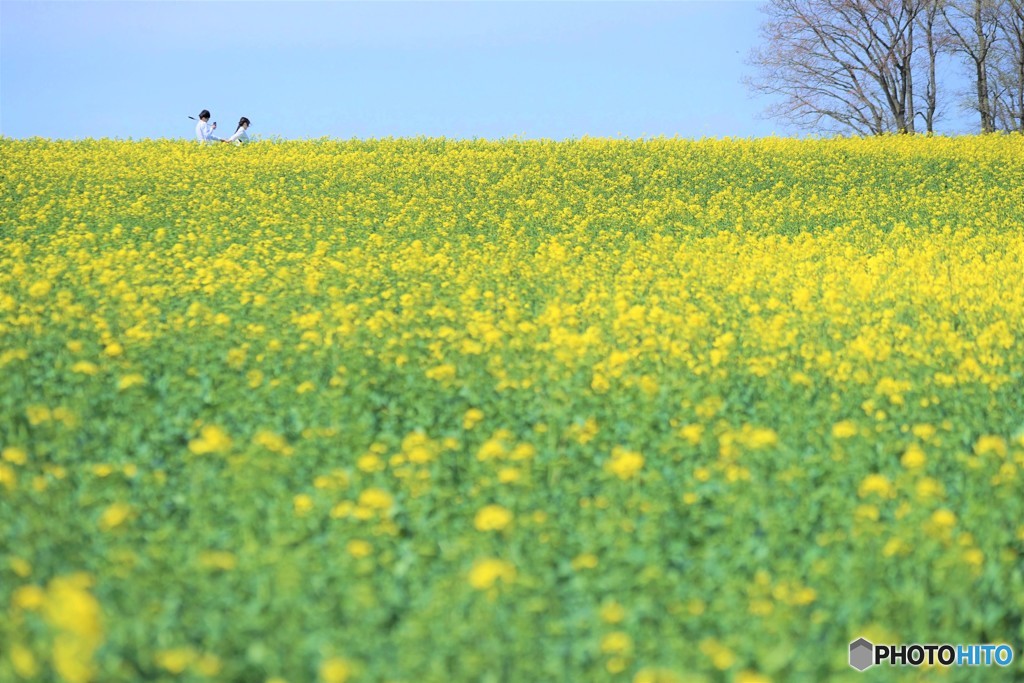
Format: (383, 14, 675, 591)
(2, 135, 1024, 681)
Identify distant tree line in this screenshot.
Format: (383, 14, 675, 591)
(748, 0, 1024, 134)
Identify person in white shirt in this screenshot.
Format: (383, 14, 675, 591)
(195, 110, 222, 143)
(225, 117, 251, 144)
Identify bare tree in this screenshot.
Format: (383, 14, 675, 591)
(940, 0, 1001, 132)
(749, 0, 937, 134)
(991, 0, 1024, 130)
(916, 0, 943, 132)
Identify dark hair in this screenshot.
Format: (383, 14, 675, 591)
(199, 109, 211, 120)
(238, 117, 251, 128)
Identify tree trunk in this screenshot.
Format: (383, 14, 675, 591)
(904, 0, 917, 133)
(974, 0, 995, 132)
(923, 1, 938, 132)
(1011, 1, 1024, 130)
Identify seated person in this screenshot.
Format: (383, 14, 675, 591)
(225, 117, 252, 144)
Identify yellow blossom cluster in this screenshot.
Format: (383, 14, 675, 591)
(2, 135, 1024, 681)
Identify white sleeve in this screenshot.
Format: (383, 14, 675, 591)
(225, 127, 243, 143)
(198, 122, 223, 142)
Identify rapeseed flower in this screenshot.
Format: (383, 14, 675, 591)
(4, 135, 1024, 679)
(2, 446, 28, 465)
(605, 447, 644, 480)
(832, 421, 858, 439)
(974, 435, 1007, 457)
(858, 474, 894, 499)
(188, 425, 233, 455)
(900, 443, 927, 470)
(468, 558, 516, 590)
(319, 656, 353, 683)
(474, 504, 513, 531)
(98, 502, 134, 531)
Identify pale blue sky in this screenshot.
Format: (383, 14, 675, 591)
(1, 1, 975, 140)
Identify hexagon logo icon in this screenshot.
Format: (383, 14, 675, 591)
(850, 638, 874, 671)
